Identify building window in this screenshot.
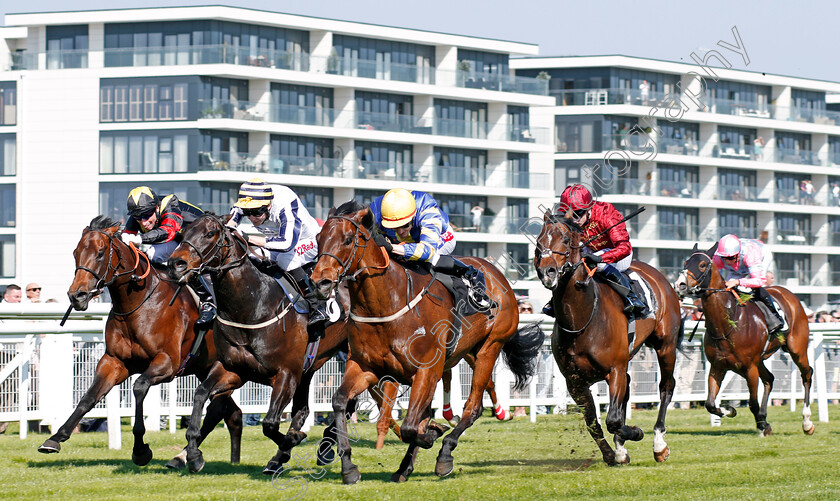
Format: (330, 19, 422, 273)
(717, 126, 757, 159)
(332, 35, 434, 83)
(355, 91, 413, 132)
(0, 82, 16, 126)
(658, 164, 698, 198)
(269, 135, 334, 176)
(775, 172, 813, 205)
(508, 153, 530, 189)
(199, 77, 249, 119)
(657, 249, 686, 284)
(198, 131, 249, 172)
(507, 198, 529, 233)
(271, 83, 333, 126)
(353, 189, 385, 206)
(434, 99, 487, 139)
(705, 80, 770, 116)
(507, 106, 531, 142)
(0, 184, 14, 227)
(719, 168, 758, 201)
(613, 204, 639, 238)
(455, 242, 487, 258)
(100, 130, 193, 174)
(0, 134, 15, 175)
(433, 147, 487, 186)
(658, 121, 698, 155)
(355, 141, 413, 181)
(775, 132, 815, 165)
(775, 253, 810, 287)
(791, 89, 826, 121)
(433, 194, 488, 232)
(659, 207, 699, 241)
(0, 235, 14, 278)
(775, 213, 812, 245)
(718, 209, 757, 239)
(294, 186, 333, 221)
(504, 243, 532, 281)
(102, 78, 198, 122)
(46, 25, 89, 69)
(457, 49, 509, 89)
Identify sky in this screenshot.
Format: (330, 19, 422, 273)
(2, 0, 838, 82)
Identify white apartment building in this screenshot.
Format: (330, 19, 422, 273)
(513, 55, 840, 309)
(0, 6, 556, 302)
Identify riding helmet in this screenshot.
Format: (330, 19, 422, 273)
(380, 188, 416, 228)
(715, 234, 742, 258)
(127, 186, 158, 218)
(234, 178, 274, 209)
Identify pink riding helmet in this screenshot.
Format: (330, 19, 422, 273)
(715, 234, 741, 258)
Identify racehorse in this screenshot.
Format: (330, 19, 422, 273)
(168, 213, 386, 474)
(533, 212, 683, 465)
(38, 216, 242, 468)
(674, 243, 814, 436)
(310, 202, 544, 484)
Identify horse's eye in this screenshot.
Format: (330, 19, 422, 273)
(96, 250, 105, 260)
(344, 234, 353, 245)
(562, 236, 570, 245)
(205, 230, 215, 238)
(699, 261, 707, 270)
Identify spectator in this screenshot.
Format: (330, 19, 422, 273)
(753, 136, 765, 160)
(639, 80, 650, 104)
(470, 205, 484, 232)
(518, 300, 533, 314)
(832, 183, 840, 206)
(25, 283, 42, 303)
(801, 180, 815, 205)
(2, 284, 22, 303)
(765, 271, 775, 286)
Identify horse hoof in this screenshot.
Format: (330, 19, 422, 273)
(761, 425, 772, 437)
(342, 466, 361, 485)
(435, 459, 454, 477)
(188, 454, 206, 473)
(427, 420, 450, 437)
(803, 424, 815, 435)
(390, 472, 409, 483)
(316, 446, 335, 466)
(165, 456, 187, 470)
(263, 462, 284, 476)
(654, 446, 670, 463)
(722, 405, 737, 418)
(445, 416, 461, 428)
(132, 445, 153, 466)
(38, 439, 61, 454)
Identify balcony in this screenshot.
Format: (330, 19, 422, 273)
(506, 124, 551, 145)
(657, 137, 699, 156)
(789, 107, 840, 126)
(658, 223, 701, 241)
(198, 151, 348, 178)
(656, 180, 700, 199)
(772, 228, 818, 246)
(775, 147, 819, 166)
(550, 87, 668, 107)
(104, 44, 310, 70)
(434, 118, 489, 140)
(325, 55, 433, 84)
(197, 99, 335, 126)
(718, 185, 761, 202)
(355, 111, 431, 134)
(456, 69, 548, 96)
(702, 97, 771, 118)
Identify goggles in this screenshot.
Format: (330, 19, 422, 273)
(242, 206, 269, 217)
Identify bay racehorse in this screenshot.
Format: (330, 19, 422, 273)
(673, 243, 814, 436)
(38, 216, 242, 468)
(534, 212, 683, 465)
(310, 202, 544, 484)
(168, 213, 396, 474)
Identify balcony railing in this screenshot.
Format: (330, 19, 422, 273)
(456, 69, 548, 96)
(658, 223, 701, 241)
(197, 151, 348, 177)
(772, 228, 817, 246)
(775, 147, 819, 166)
(789, 106, 840, 126)
(718, 226, 760, 240)
(103, 44, 310, 70)
(718, 185, 761, 202)
(325, 55, 434, 84)
(355, 111, 431, 134)
(550, 87, 669, 107)
(703, 97, 771, 118)
(433, 118, 489, 140)
(656, 137, 699, 156)
(656, 180, 700, 199)
(775, 268, 811, 286)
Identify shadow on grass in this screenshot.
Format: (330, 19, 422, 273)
(28, 458, 300, 479)
(671, 428, 771, 436)
(461, 458, 595, 472)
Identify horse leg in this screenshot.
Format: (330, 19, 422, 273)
(332, 360, 378, 485)
(567, 377, 616, 466)
(374, 380, 400, 450)
(39, 354, 129, 454)
(786, 342, 815, 435)
(652, 345, 677, 463)
(319, 397, 358, 466)
(746, 365, 771, 436)
(435, 344, 502, 477)
(440, 369, 458, 426)
(465, 352, 507, 420)
(605, 368, 641, 465)
(392, 369, 445, 482)
(166, 390, 242, 470)
(260, 370, 299, 475)
(185, 367, 244, 473)
(705, 364, 735, 418)
(130, 354, 176, 466)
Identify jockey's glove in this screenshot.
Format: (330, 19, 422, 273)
(581, 251, 602, 265)
(372, 231, 393, 253)
(120, 233, 143, 246)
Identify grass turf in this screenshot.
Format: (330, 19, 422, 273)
(3, 405, 839, 500)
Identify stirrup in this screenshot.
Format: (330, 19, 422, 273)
(196, 302, 216, 326)
(542, 302, 555, 317)
(308, 307, 328, 326)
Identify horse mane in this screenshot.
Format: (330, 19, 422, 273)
(333, 200, 366, 216)
(546, 213, 583, 233)
(89, 215, 120, 230)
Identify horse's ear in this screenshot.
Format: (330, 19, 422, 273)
(692, 242, 698, 253)
(328, 207, 336, 218)
(360, 207, 374, 230)
(222, 214, 232, 224)
(543, 209, 552, 222)
(104, 226, 120, 236)
(706, 242, 718, 258)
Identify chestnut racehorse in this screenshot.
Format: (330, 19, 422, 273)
(534, 213, 683, 465)
(38, 216, 242, 469)
(310, 202, 544, 484)
(673, 243, 814, 436)
(168, 213, 402, 474)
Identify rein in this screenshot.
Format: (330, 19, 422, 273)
(178, 215, 249, 278)
(682, 252, 739, 342)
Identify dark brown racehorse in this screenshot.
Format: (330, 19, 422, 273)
(310, 202, 544, 484)
(674, 243, 814, 436)
(533, 212, 683, 465)
(169, 213, 382, 474)
(38, 216, 242, 469)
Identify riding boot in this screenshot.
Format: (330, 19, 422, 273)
(754, 287, 787, 335)
(542, 301, 555, 317)
(190, 274, 217, 327)
(289, 267, 329, 338)
(434, 255, 493, 310)
(600, 264, 646, 315)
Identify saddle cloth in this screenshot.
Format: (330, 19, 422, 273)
(626, 270, 657, 320)
(272, 272, 344, 325)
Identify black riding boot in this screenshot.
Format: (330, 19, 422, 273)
(190, 274, 217, 327)
(542, 301, 555, 317)
(754, 287, 787, 335)
(600, 264, 646, 315)
(290, 267, 328, 335)
(434, 255, 493, 310)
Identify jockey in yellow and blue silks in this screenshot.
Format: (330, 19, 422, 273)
(369, 188, 492, 309)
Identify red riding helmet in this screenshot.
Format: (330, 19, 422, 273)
(559, 184, 594, 217)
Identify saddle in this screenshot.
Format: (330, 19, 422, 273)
(253, 259, 344, 326)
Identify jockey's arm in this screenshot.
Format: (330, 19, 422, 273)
(263, 201, 302, 253)
(141, 205, 183, 244)
(400, 210, 445, 262)
(597, 216, 632, 263)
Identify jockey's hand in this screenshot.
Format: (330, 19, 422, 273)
(225, 218, 238, 229)
(391, 243, 407, 257)
(725, 279, 739, 289)
(372, 232, 393, 253)
(581, 251, 602, 265)
(245, 234, 267, 248)
(120, 233, 142, 246)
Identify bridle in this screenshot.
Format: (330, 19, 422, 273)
(681, 252, 731, 297)
(316, 215, 389, 285)
(177, 215, 248, 277)
(535, 218, 585, 283)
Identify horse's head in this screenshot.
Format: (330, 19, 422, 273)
(68, 215, 123, 310)
(311, 200, 377, 300)
(674, 242, 720, 297)
(533, 210, 584, 290)
(169, 214, 238, 282)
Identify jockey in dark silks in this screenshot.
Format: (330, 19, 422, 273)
(543, 184, 646, 317)
(121, 186, 215, 325)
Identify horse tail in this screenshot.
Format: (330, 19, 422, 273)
(501, 322, 546, 392)
(677, 315, 689, 357)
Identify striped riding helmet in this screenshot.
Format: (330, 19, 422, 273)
(234, 178, 274, 209)
(127, 186, 158, 218)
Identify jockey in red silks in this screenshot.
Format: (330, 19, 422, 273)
(712, 234, 788, 335)
(543, 184, 646, 317)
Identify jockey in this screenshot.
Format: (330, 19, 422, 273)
(369, 188, 492, 310)
(712, 234, 788, 335)
(121, 186, 215, 325)
(226, 178, 328, 334)
(543, 184, 646, 317)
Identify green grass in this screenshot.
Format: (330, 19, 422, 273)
(3, 405, 840, 500)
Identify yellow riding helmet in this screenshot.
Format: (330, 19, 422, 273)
(234, 178, 273, 209)
(380, 188, 417, 228)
